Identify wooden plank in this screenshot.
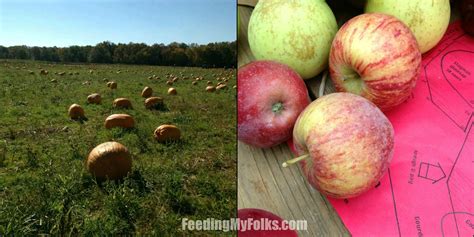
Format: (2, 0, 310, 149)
(237, 6, 255, 67)
(237, 4, 350, 236)
(237, 0, 257, 7)
(238, 142, 350, 236)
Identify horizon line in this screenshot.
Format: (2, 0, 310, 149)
(0, 40, 237, 48)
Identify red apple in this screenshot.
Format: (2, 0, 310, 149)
(329, 13, 421, 111)
(285, 93, 394, 199)
(238, 208, 299, 237)
(238, 61, 311, 148)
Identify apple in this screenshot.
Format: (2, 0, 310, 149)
(365, 0, 450, 53)
(238, 208, 298, 237)
(248, 0, 338, 79)
(238, 61, 311, 148)
(329, 13, 421, 111)
(284, 93, 394, 199)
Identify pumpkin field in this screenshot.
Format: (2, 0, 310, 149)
(0, 59, 236, 235)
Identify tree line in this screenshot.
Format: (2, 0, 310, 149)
(0, 41, 236, 68)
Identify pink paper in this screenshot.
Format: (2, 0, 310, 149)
(327, 21, 474, 237)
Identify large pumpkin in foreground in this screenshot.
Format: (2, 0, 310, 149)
(86, 142, 132, 180)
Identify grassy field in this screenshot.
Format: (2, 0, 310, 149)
(0, 60, 236, 235)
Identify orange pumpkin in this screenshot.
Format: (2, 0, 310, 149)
(109, 81, 117, 89)
(68, 104, 85, 119)
(141, 86, 153, 98)
(216, 84, 227, 90)
(87, 93, 101, 104)
(86, 141, 132, 180)
(144, 96, 164, 109)
(192, 81, 198, 85)
(206, 86, 216, 92)
(113, 98, 133, 109)
(104, 114, 135, 129)
(207, 81, 213, 85)
(168, 88, 177, 95)
(154, 125, 181, 142)
(166, 80, 173, 86)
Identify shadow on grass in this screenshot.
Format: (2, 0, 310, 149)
(147, 103, 169, 112)
(158, 139, 188, 149)
(168, 195, 197, 215)
(110, 127, 138, 138)
(71, 117, 88, 124)
(95, 170, 150, 196)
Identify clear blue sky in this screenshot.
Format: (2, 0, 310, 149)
(0, 0, 236, 47)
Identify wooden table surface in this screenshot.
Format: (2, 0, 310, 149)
(237, 4, 348, 236)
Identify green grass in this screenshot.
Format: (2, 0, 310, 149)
(0, 60, 236, 236)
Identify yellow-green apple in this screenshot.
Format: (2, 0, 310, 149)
(329, 13, 421, 111)
(238, 208, 298, 236)
(284, 93, 394, 199)
(238, 61, 311, 148)
(248, 0, 338, 79)
(365, 0, 450, 53)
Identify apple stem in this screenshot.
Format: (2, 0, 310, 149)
(272, 102, 284, 114)
(282, 154, 309, 168)
(319, 70, 328, 98)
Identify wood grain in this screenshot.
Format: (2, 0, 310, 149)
(237, 0, 258, 7)
(237, 5, 349, 236)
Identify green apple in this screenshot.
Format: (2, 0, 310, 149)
(248, 0, 338, 79)
(365, 0, 450, 53)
